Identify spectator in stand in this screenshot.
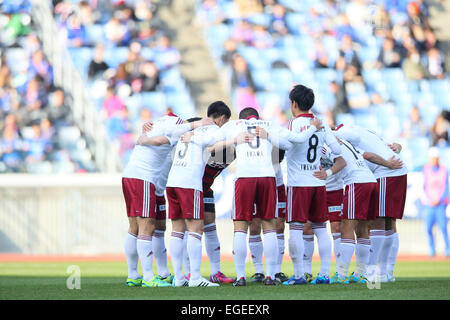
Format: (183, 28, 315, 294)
(231, 19, 254, 46)
(104, 16, 131, 46)
(102, 86, 127, 119)
(17, 75, 48, 127)
(425, 47, 445, 80)
(377, 37, 402, 68)
(424, 27, 440, 51)
(314, 40, 330, 69)
(0, 125, 24, 172)
(401, 106, 428, 139)
(410, 23, 426, 54)
(268, 4, 288, 37)
(329, 80, 349, 122)
(334, 13, 358, 42)
(251, 25, 273, 49)
(23, 121, 52, 165)
(231, 54, 259, 112)
(78, 0, 95, 26)
(63, 13, 87, 48)
(46, 88, 73, 129)
(40, 117, 55, 142)
(137, 61, 160, 92)
(27, 49, 54, 88)
(430, 112, 449, 147)
(153, 36, 181, 71)
(88, 43, 110, 79)
(221, 38, 238, 67)
(402, 48, 427, 80)
(195, 0, 226, 26)
(339, 34, 362, 76)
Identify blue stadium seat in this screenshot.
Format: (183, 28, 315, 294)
(68, 47, 92, 77)
(58, 126, 81, 150)
(381, 68, 405, 84)
(285, 13, 306, 34)
(252, 69, 271, 91)
(140, 92, 167, 114)
(335, 113, 356, 127)
(406, 137, 430, 169)
(103, 46, 129, 69)
(85, 24, 105, 45)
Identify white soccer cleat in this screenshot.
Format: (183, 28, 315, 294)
(172, 278, 189, 287)
(188, 277, 220, 287)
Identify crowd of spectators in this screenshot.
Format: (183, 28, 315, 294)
(0, 0, 92, 173)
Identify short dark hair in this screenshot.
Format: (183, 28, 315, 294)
(289, 84, 315, 111)
(207, 101, 231, 119)
(186, 117, 202, 123)
(238, 107, 259, 119)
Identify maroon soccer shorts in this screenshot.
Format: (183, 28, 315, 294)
(326, 189, 344, 222)
(277, 184, 287, 219)
(342, 182, 378, 220)
(122, 178, 156, 218)
(286, 186, 328, 223)
(156, 194, 167, 220)
(233, 177, 277, 221)
(377, 174, 407, 219)
(166, 187, 204, 220)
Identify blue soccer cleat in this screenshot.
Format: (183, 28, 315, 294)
(126, 277, 142, 287)
(282, 276, 307, 285)
(344, 273, 367, 284)
(311, 274, 330, 284)
(330, 274, 346, 284)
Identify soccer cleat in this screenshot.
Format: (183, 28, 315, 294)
(262, 277, 278, 286)
(311, 274, 330, 284)
(188, 277, 220, 287)
(142, 276, 172, 287)
(126, 277, 142, 287)
(304, 273, 313, 283)
(386, 273, 396, 282)
(330, 274, 346, 284)
(210, 271, 234, 284)
(344, 273, 367, 284)
(156, 274, 174, 284)
(251, 273, 265, 282)
(172, 278, 189, 287)
(282, 276, 307, 285)
(233, 277, 247, 287)
(275, 272, 289, 283)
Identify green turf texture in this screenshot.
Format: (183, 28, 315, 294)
(0, 260, 449, 300)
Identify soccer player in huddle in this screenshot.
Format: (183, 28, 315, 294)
(121, 113, 212, 287)
(334, 125, 408, 282)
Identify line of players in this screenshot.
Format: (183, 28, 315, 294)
(121, 84, 408, 287)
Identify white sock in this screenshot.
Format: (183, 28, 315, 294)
(303, 234, 314, 275)
(379, 230, 394, 276)
(153, 230, 169, 278)
(387, 232, 399, 275)
(276, 233, 285, 273)
(187, 232, 203, 281)
(368, 229, 385, 270)
(136, 235, 154, 282)
(312, 222, 332, 277)
(332, 233, 341, 270)
(124, 232, 140, 279)
(233, 230, 248, 279)
(355, 238, 371, 277)
(263, 229, 278, 280)
(183, 231, 190, 275)
(248, 234, 264, 274)
(204, 223, 221, 275)
(338, 238, 355, 279)
(169, 231, 185, 281)
(288, 222, 304, 278)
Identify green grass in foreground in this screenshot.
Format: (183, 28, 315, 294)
(0, 260, 449, 300)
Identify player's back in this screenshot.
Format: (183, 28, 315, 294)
(123, 115, 182, 183)
(286, 115, 329, 187)
(167, 124, 219, 192)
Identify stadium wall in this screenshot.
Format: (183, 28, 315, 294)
(0, 173, 448, 256)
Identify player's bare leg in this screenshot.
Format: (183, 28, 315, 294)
(274, 217, 288, 282)
(249, 218, 264, 281)
(125, 217, 140, 282)
(154, 219, 170, 279)
(233, 220, 250, 285)
(261, 218, 279, 284)
(136, 216, 156, 283)
(302, 222, 314, 281)
(170, 218, 187, 284)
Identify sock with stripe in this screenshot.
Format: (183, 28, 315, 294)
(248, 234, 264, 275)
(136, 235, 154, 282)
(312, 222, 332, 277)
(303, 234, 314, 275)
(124, 232, 140, 280)
(204, 223, 221, 275)
(276, 233, 285, 274)
(187, 232, 203, 281)
(169, 231, 185, 281)
(153, 230, 169, 278)
(288, 222, 305, 279)
(337, 239, 355, 279)
(263, 229, 278, 280)
(233, 230, 248, 279)
(368, 229, 385, 271)
(182, 231, 190, 276)
(387, 232, 399, 276)
(332, 233, 341, 269)
(355, 238, 371, 277)
(378, 230, 395, 276)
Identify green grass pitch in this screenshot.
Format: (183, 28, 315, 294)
(1, 260, 449, 300)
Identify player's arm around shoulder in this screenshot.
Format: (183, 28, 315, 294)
(363, 151, 403, 170)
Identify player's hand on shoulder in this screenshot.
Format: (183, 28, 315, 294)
(254, 126, 269, 139)
(310, 117, 323, 130)
(181, 131, 195, 143)
(235, 131, 255, 144)
(142, 121, 153, 133)
(388, 143, 402, 154)
(387, 156, 403, 169)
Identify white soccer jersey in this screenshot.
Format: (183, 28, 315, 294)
(122, 115, 189, 183)
(334, 125, 408, 179)
(166, 124, 220, 192)
(320, 146, 344, 191)
(155, 153, 173, 196)
(285, 115, 342, 187)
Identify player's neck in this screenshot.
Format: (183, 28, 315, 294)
(294, 110, 313, 118)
